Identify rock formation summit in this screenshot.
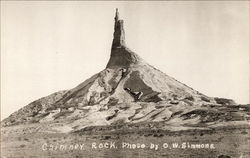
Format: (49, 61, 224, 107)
(2, 9, 247, 132)
(107, 8, 142, 68)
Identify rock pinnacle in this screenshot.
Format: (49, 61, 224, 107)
(106, 9, 142, 69)
(112, 8, 126, 48)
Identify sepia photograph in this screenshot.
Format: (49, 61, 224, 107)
(1, 1, 249, 158)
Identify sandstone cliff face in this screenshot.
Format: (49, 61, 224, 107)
(2, 9, 244, 130)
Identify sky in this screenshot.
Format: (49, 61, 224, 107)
(1, 1, 249, 120)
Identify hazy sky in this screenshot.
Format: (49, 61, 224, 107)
(1, 1, 249, 120)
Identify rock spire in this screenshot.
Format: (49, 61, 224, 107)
(106, 9, 142, 69)
(112, 8, 126, 48)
